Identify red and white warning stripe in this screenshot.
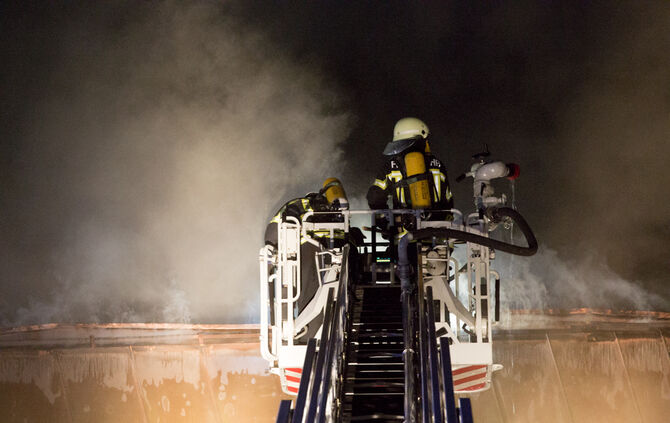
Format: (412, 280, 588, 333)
(452, 365, 488, 392)
(283, 367, 303, 395)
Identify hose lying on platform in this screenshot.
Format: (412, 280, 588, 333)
(403, 207, 537, 262)
(397, 207, 538, 289)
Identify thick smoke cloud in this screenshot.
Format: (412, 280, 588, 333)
(0, 2, 351, 324)
(495, 0, 670, 310)
(529, 2, 670, 308)
(2, 2, 669, 327)
(470, 1, 670, 312)
(498, 248, 668, 313)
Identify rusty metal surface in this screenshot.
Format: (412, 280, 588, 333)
(0, 324, 288, 423)
(466, 319, 670, 423)
(0, 318, 669, 422)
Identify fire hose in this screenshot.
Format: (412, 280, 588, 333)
(396, 206, 536, 422)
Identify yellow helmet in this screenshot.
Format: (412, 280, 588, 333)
(392, 117, 429, 142)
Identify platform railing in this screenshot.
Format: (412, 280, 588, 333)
(276, 244, 351, 423)
(416, 217, 499, 394)
(419, 286, 475, 423)
(261, 207, 498, 361)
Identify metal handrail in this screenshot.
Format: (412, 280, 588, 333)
(439, 337, 458, 423)
(283, 244, 350, 423)
(305, 288, 335, 423)
(403, 293, 418, 423)
(426, 286, 443, 423)
(490, 270, 501, 323)
(459, 398, 474, 423)
(317, 244, 350, 422)
(324, 244, 350, 422)
(418, 257, 430, 423)
(425, 287, 478, 423)
(278, 217, 301, 347)
(276, 400, 292, 423)
(259, 246, 277, 362)
(291, 338, 317, 423)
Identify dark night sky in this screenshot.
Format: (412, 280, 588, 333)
(1, 1, 669, 324)
(230, 1, 670, 289)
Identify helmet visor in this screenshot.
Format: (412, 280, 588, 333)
(382, 136, 420, 156)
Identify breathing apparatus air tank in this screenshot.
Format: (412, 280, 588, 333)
(382, 118, 434, 209)
(322, 177, 349, 210)
(404, 151, 432, 209)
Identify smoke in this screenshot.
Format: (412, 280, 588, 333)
(537, 1, 670, 304)
(3, 2, 669, 327)
(232, 2, 670, 310)
(442, 2, 670, 312)
(498, 247, 668, 312)
(0, 2, 351, 325)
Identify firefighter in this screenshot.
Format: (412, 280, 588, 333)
(264, 192, 330, 249)
(366, 117, 453, 219)
(265, 178, 361, 340)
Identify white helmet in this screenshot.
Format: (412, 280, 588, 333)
(383, 117, 430, 156)
(393, 117, 429, 142)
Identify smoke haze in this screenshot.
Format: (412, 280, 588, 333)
(0, 2, 351, 324)
(479, 1, 670, 312)
(2, 1, 669, 326)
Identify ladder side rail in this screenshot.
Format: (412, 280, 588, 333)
(317, 245, 351, 423)
(458, 398, 474, 423)
(417, 247, 431, 423)
(276, 400, 292, 423)
(332, 244, 351, 421)
(305, 288, 335, 423)
(316, 305, 339, 422)
(426, 286, 444, 423)
(291, 338, 318, 423)
(439, 336, 459, 423)
(371, 212, 378, 282)
(402, 286, 418, 423)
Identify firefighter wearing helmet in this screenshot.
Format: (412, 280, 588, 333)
(264, 178, 361, 340)
(367, 117, 453, 216)
(264, 178, 352, 248)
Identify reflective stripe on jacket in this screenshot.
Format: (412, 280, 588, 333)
(367, 154, 453, 210)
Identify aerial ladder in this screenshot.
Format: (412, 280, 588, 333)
(259, 153, 537, 422)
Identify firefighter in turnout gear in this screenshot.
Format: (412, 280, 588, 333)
(264, 192, 330, 248)
(366, 117, 453, 216)
(265, 178, 361, 340)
